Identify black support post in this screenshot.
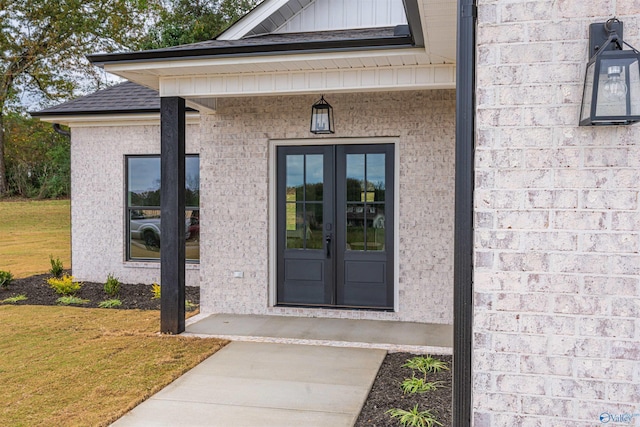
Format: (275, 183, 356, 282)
(454, 0, 477, 425)
(160, 97, 186, 334)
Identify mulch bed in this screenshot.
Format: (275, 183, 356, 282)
(0, 272, 199, 310)
(2, 272, 452, 426)
(356, 353, 453, 426)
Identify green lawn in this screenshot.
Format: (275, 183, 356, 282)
(0, 199, 71, 277)
(0, 306, 226, 426)
(0, 198, 227, 426)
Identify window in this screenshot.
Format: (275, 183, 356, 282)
(126, 155, 200, 262)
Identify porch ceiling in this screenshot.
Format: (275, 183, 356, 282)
(94, 0, 456, 103)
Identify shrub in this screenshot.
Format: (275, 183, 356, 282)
(57, 296, 89, 306)
(401, 377, 442, 394)
(48, 274, 82, 295)
(185, 300, 197, 311)
(151, 282, 161, 299)
(49, 255, 64, 278)
(403, 356, 449, 376)
(104, 274, 121, 297)
(387, 405, 442, 427)
(0, 270, 13, 289)
(98, 299, 122, 308)
(2, 294, 27, 304)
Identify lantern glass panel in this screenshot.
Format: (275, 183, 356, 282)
(313, 107, 330, 132)
(581, 61, 596, 123)
(596, 58, 631, 117)
(629, 59, 640, 115)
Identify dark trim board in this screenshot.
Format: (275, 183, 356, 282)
(88, 37, 414, 65)
(160, 97, 187, 334)
(454, 0, 477, 425)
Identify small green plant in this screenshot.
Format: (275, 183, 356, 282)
(49, 255, 64, 278)
(48, 274, 82, 295)
(98, 299, 122, 308)
(387, 355, 448, 426)
(403, 356, 449, 376)
(2, 294, 27, 304)
(151, 282, 161, 299)
(401, 376, 442, 394)
(0, 270, 13, 289)
(104, 273, 121, 297)
(57, 296, 89, 306)
(387, 405, 442, 427)
(185, 300, 197, 311)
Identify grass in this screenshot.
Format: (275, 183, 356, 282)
(0, 305, 227, 426)
(0, 198, 227, 425)
(0, 199, 71, 278)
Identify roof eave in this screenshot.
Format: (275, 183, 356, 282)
(87, 36, 414, 66)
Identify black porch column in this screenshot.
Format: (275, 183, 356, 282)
(454, 0, 477, 425)
(160, 97, 186, 334)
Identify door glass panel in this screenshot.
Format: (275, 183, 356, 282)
(307, 203, 324, 249)
(346, 154, 365, 202)
(368, 205, 385, 251)
(346, 203, 365, 250)
(285, 154, 324, 250)
(286, 155, 304, 189)
(367, 153, 385, 202)
(305, 155, 324, 201)
(346, 152, 387, 251)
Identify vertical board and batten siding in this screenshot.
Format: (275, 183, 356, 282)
(274, 0, 407, 33)
(198, 90, 455, 323)
(474, 1, 640, 425)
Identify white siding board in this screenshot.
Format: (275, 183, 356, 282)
(161, 65, 456, 98)
(275, 0, 407, 33)
(194, 77, 209, 93)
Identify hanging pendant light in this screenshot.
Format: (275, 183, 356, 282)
(310, 95, 334, 134)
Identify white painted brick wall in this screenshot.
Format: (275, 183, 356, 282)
(475, 1, 640, 425)
(198, 90, 455, 323)
(70, 123, 200, 287)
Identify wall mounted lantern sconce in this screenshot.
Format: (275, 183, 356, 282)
(310, 95, 334, 134)
(580, 18, 640, 126)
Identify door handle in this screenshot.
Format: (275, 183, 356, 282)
(326, 234, 332, 258)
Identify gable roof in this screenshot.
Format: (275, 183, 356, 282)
(34, 0, 456, 121)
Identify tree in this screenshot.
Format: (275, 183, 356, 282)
(0, 0, 154, 196)
(4, 113, 69, 198)
(138, 0, 259, 50)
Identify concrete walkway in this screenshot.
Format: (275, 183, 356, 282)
(112, 341, 386, 426)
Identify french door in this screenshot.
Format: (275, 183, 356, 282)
(276, 144, 394, 309)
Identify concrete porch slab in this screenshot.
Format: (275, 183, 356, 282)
(184, 313, 453, 354)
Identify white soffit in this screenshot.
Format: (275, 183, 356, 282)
(37, 112, 201, 128)
(419, 0, 456, 63)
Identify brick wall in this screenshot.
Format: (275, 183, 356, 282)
(70, 123, 201, 287)
(198, 90, 455, 323)
(474, 1, 640, 424)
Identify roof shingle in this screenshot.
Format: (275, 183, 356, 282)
(31, 81, 162, 117)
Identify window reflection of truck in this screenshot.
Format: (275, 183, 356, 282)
(130, 210, 191, 249)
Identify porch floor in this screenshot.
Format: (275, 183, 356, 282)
(184, 313, 453, 354)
